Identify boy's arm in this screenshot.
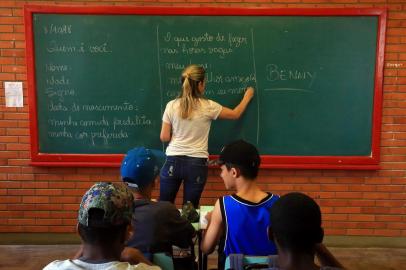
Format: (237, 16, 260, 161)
(73, 244, 153, 265)
(200, 199, 223, 254)
(121, 247, 153, 265)
(315, 243, 345, 269)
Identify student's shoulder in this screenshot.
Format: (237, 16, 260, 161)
(268, 192, 280, 199)
(220, 194, 231, 200)
(43, 260, 67, 270)
(154, 200, 179, 212)
(42, 259, 83, 270)
(130, 262, 161, 269)
(265, 192, 280, 205)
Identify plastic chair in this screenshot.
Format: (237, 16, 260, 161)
(152, 252, 175, 270)
(224, 254, 278, 270)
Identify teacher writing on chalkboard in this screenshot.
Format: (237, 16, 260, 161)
(159, 64, 254, 208)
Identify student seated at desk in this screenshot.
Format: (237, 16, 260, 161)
(120, 147, 196, 270)
(43, 182, 160, 270)
(201, 140, 279, 270)
(268, 192, 344, 270)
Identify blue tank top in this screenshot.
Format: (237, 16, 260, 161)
(221, 193, 279, 257)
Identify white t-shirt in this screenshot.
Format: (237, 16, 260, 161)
(43, 259, 161, 270)
(162, 98, 222, 158)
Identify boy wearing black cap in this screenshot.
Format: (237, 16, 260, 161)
(120, 147, 196, 269)
(201, 140, 279, 270)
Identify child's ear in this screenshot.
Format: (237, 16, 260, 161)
(231, 167, 240, 178)
(316, 227, 324, 243)
(76, 223, 82, 237)
(125, 224, 133, 241)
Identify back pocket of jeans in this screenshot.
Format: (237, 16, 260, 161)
(160, 159, 176, 178)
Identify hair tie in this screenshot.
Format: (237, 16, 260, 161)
(185, 73, 190, 79)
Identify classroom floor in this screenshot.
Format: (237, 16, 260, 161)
(0, 245, 405, 270)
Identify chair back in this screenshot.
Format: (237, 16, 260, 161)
(152, 252, 175, 270)
(225, 254, 278, 270)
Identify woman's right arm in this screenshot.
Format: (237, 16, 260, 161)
(160, 121, 172, 142)
(218, 87, 254, 120)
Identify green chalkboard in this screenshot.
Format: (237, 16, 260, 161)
(26, 6, 385, 167)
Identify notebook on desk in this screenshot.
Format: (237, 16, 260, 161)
(199, 205, 214, 230)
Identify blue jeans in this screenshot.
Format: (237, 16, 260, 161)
(159, 155, 208, 208)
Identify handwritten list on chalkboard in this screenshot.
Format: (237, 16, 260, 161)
(26, 7, 385, 168)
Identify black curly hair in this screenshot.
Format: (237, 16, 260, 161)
(269, 192, 324, 254)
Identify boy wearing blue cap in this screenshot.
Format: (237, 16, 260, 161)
(43, 182, 160, 270)
(121, 147, 196, 269)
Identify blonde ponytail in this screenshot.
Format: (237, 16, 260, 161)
(178, 65, 206, 119)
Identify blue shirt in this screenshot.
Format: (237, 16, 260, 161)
(220, 193, 279, 257)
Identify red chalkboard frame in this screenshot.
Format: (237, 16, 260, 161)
(25, 5, 386, 169)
